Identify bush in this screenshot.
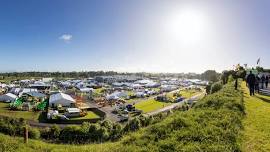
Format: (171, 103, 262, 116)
(0, 117, 25, 137)
(40, 127, 50, 139)
(124, 117, 141, 132)
(205, 83, 212, 94)
(110, 123, 123, 140)
(228, 74, 235, 83)
(210, 82, 223, 94)
(29, 128, 40, 139)
(59, 125, 83, 144)
(49, 125, 61, 140)
(100, 120, 113, 131)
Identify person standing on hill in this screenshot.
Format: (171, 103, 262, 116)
(247, 71, 256, 96)
(234, 78, 238, 90)
(266, 75, 269, 88)
(255, 75, 260, 93)
(261, 74, 266, 89)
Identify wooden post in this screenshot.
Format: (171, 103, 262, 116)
(24, 126, 28, 144)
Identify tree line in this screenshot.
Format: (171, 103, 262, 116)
(0, 70, 221, 82)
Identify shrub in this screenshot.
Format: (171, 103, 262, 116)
(124, 117, 141, 132)
(110, 123, 123, 140)
(59, 125, 82, 143)
(100, 120, 113, 131)
(205, 83, 212, 94)
(210, 82, 223, 94)
(228, 74, 235, 83)
(98, 126, 109, 141)
(0, 117, 25, 137)
(29, 128, 40, 139)
(49, 125, 61, 140)
(40, 127, 50, 139)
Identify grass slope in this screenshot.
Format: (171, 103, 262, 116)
(241, 82, 270, 151)
(0, 133, 118, 152)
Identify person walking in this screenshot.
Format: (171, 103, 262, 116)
(247, 71, 256, 96)
(234, 78, 238, 90)
(261, 74, 266, 89)
(255, 75, 260, 93)
(266, 75, 269, 88)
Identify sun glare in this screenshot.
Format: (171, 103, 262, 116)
(166, 8, 208, 45)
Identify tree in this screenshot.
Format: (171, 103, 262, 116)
(221, 70, 238, 84)
(256, 66, 264, 72)
(201, 70, 219, 82)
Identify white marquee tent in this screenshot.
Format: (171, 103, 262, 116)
(49, 93, 75, 107)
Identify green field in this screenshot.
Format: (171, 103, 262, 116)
(70, 111, 100, 120)
(134, 98, 171, 113)
(94, 88, 105, 94)
(167, 89, 201, 99)
(134, 89, 202, 113)
(180, 89, 201, 98)
(0, 102, 40, 121)
(241, 82, 270, 151)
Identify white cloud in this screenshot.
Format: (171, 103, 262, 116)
(59, 34, 72, 42)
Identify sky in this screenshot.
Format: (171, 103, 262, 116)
(0, 0, 270, 73)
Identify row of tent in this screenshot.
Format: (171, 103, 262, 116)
(0, 92, 76, 108)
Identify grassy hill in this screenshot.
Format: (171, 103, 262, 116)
(241, 82, 270, 151)
(0, 82, 244, 152)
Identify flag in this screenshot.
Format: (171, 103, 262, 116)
(257, 58, 260, 65)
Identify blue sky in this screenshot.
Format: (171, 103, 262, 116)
(0, 0, 270, 73)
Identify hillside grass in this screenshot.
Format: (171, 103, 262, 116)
(241, 82, 270, 151)
(0, 82, 244, 152)
(0, 133, 119, 152)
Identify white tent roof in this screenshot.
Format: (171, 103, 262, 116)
(5, 93, 18, 99)
(49, 93, 75, 106)
(80, 88, 94, 92)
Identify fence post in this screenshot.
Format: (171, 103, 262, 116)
(24, 126, 28, 144)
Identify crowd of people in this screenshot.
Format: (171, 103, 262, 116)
(246, 71, 269, 96)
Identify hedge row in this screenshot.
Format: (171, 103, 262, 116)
(0, 111, 171, 144)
